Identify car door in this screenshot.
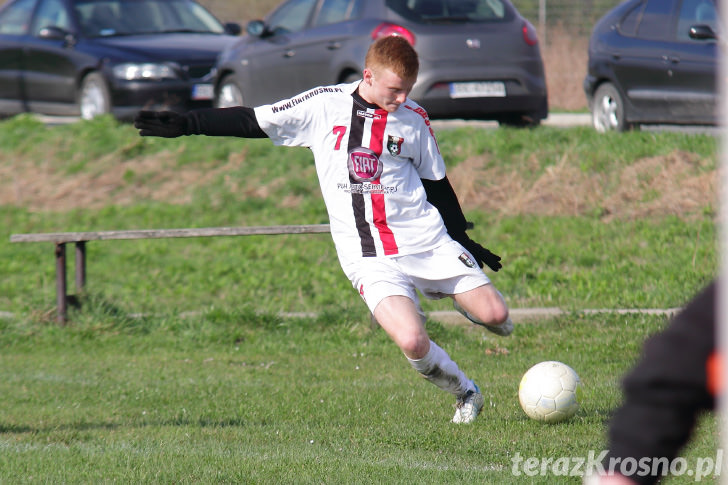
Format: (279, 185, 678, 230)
(612, 0, 679, 121)
(21, 0, 79, 109)
(244, 0, 319, 104)
(0, 0, 37, 112)
(294, 0, 364, 88)
(663, 0, 718, 122)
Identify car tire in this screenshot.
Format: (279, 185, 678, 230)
(591, 82, 631, 132)
(78, 72, 111, 120)
(215, 76, 244, 108)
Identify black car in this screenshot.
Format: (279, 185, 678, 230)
(214, 0, 548, 126)
(0, 0, 241, 120)
(584, 0, 719, 132)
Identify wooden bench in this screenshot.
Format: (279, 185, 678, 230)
(10, 224, 331, 324)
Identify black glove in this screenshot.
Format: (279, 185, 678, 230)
(458, 235, 502, 272)
(134, 110, 189, 138)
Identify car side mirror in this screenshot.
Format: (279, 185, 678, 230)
(246, 20, 267, 37)
(689, 24, 717, 40)
(38, 26, 76, 45)
(224, 22, 242, 36)
(39, 25, 67, 39)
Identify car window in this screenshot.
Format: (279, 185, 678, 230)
(385, 0, 512, 22)
(677, 0, 717, 40)
(636, 0, 678, 40)
(30, 0, 70, 35)
(267, 0, 317, 35)
(0, 0, 37, 35)
(75, 1, 120, 36)
(618, 1, 645, 37)
(74, 0, 224, 37)
(167, 2, 224, 32)
(313, 0, 361, 27)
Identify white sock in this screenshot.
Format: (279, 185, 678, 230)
(407, 340, 474, 397)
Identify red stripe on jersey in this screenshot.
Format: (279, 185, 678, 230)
(370, 111, 398, 255)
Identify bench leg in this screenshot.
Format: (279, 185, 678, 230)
(55, 243, 67, 324)
(75, 241, 86, 294)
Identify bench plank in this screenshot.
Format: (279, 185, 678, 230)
(10, 224, 332, 243)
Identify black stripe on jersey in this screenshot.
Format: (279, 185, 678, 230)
(348, 101, 376, 257)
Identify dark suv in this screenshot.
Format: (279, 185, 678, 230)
(214, 0, 548, 126)
(584, 0, 719, 132)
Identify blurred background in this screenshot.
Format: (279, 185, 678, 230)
(198, 0, 624, 111)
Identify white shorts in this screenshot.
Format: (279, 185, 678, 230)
(341, 240, 491, 314)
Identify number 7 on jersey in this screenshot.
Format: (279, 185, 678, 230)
(333, 126, 347, 150)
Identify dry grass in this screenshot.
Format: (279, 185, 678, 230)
(0, 150, 247, 211)
(2, 145, 715, 220)
(448, 150, 716, 220)
(540, 25, 589, 111)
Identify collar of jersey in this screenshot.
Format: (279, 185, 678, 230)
(352, 88, 381, 112)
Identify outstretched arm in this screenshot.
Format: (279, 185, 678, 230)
(421, 176, 502, 272)
(134, 107, 268, 138)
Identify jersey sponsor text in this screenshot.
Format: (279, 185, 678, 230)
(271, 86, 343, 113)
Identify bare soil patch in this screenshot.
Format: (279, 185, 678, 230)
(1, 149, 716, 220)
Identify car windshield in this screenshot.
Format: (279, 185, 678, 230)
(385, 0, 513, 22)
(74, 0, 225, 37)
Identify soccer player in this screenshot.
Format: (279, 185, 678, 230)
(134, 35, 512, 424)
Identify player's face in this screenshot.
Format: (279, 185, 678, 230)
(361, 67, 416, 112)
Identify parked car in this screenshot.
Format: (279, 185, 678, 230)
(584, 0, 719, 132)
(0, 0, 241, 120)
(213, 0, 548, 126)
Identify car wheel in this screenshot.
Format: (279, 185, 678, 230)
(79, 72, 111, 120)
(215, 76, 244, 108)
(591, 82, 631, 132)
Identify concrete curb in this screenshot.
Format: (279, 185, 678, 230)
(0, 307, 681, 324)
(427, 307, 681, 325)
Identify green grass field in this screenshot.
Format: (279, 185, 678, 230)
(0, 116, 719, 483)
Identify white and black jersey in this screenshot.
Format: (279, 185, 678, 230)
(254, 81, 450, 263)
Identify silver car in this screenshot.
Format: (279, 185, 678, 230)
(214, 0, 548, 126)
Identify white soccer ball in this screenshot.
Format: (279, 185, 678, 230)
(518, 361, 580, 423)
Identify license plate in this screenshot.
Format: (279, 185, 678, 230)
(191, 83, 214, 100)
(449, 81, 506, 98)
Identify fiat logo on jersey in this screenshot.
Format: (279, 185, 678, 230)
(348, 147, 382, 182)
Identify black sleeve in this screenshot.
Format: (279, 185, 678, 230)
(420, 176, 468, 237)
(602, 280, 716, 484)
(186, 107, 268, 138)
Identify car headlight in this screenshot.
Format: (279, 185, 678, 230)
(112, 63, 179, 81)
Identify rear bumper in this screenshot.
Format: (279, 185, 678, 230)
(412, 62, 548, 121)
(110, 80, 214, 120)
(417, 92, 548, 121)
